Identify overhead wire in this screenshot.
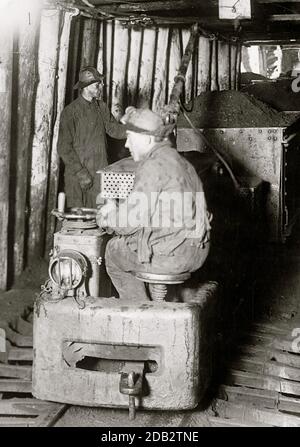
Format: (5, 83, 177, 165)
(179, 102, 240, 190)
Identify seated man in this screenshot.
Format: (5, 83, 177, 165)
(96, 107, 212, 301)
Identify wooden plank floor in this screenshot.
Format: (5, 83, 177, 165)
(0, 306, 67, 427)
(214, 320, 300, 427)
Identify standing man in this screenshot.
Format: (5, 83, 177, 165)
(96, 107, 212, 301)
(57, 66, 126, 208)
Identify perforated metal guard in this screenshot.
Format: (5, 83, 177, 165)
(99, 171, 135, 199)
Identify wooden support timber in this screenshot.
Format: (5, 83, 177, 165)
(13, 6, 40, 279)
(235, 43, 242, 90)
(197, 36, 211, 94)
(127, 28, 142, 106)
(152, 28, 169, 113)
(80, 18, 99, 68)
(104, 20, 114, 108)
(210, 39, 219, 91)
(230, 44, 237, 90)
(0, 22, 13, 290)
(137, 28, 156, 108)
(111, 21, 129, 119)
(97, 22, 104, 74)
(168, 28, 182, 105)
(218, 41, 230, 91)
(66, 17, 81, 104)
(45, 10, 74, 256)
(182, 29, 194, 103)
(28, 9, 61, 259)
(167, 23, 200, 116)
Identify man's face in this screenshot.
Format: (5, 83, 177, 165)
(125, 131, 150, 162)
(87, 80, 103, 99)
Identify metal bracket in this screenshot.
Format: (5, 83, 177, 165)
(90, 256, 102, 266)
(74, 289, 87, 310)
(119, 372, 143, 396)
(119, 362, 145, 420)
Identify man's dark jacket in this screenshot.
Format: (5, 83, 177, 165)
(57, 95, 126, 208)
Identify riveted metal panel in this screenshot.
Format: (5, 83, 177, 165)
(177, 127, 286, 241)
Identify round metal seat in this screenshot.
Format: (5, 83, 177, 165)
(135, 272, 191, 302)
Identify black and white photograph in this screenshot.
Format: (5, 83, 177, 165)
(1, 0, 300, 433)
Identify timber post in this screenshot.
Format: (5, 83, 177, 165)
(0, 23, 13, 290)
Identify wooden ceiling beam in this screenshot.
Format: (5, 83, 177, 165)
(119, 16, 221, 25)
(114, 15, 238, 31)
(243, 35, 300, 43)
(244, 39, 300, 44)
(89, 0, 217, 5)
(268, 14, 300, 20)
(256, 0, 300, 3)
(241, 29, 300, 43)
(56, 0, 300, 42)
(90, 1, 206, 13)
(100, 3, 197, 12)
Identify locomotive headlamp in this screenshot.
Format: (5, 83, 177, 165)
(49, 250, 88, 292)
(38, 192, 110, 310)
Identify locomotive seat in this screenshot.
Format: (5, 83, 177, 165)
(135, 271, 191, 301)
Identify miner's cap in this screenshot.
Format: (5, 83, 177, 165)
(74, 66, 104, 90)
(121, 107, 175, 139)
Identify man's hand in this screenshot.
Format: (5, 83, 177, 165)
(96, 199, 117, 228)
(76, 168, 93, 191)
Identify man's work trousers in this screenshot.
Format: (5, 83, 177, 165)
(105, 236, 210, 302)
